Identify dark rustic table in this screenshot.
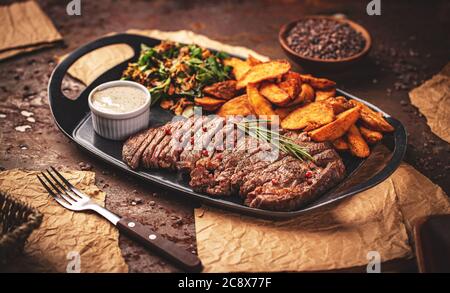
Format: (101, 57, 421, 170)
(0, 0, 449, 272)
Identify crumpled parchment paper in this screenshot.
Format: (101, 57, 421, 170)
(62, 29, 450, 272)
(0, 1, 62, 61)
(409, 63, 450, 143)
(0, 169, 128, 273)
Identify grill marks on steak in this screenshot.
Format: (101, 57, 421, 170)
(122, 117, 346, 211)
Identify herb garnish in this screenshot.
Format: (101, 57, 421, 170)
(235, 119, 314, 161)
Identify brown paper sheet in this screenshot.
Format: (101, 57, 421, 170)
(409, 63, 450, 143)
(0, 1, 62, 60)
(0, 169, 128, 273)
(195, 163, 450, 272)
(58, 29, 450, 272)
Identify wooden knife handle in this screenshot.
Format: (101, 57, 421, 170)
(117, 218, 202, 272)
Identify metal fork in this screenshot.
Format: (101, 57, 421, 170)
(37, 166, 202, 272)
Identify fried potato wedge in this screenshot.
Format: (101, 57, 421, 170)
(346, 124, 370, 158)
(359, 126, 383, 144)
(247, 55, 263, 66)
(308, 106, 361, 142)
(216, 94, 254, 117)
(315, 88, 336, 101)
(274, 106, 297, 120)
(332, 137, 349, 151)
(281, 83, 315, 107)
(324, 96, 352, 114)
(202, 80, 238, 100)
(259, 82, 291, 106)
(236, 60, 291, 89)
(299, 83, 315, 104)
(349, 100, 395, 132)
(300, 74, 336, 89)
(281, 102, 335, 131)
(283, 71, 302, 83)
(194, 96, 225, 111)
(224, 57, 251, 80)
(247, 83, 276, 117)
(278, 78, 300, 99)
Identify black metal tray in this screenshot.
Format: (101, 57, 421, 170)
(48, 34, 407, 219)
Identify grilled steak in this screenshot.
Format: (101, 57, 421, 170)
(122, 115, 346, 211)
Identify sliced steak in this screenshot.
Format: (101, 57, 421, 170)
(128, 128, 159, 169)
(122, 128, 152, 167)
(149, 120, 184, 168)
(122, 116, 347, 212)
(141, 122, 177, 168)
(246, 159, 345, 211)
(177, 116, 224, 172)
(161, 116, 208, 169)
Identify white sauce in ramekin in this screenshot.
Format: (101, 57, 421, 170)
(91, 85, 147, 114)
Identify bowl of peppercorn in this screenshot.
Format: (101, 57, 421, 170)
(279, 15, 371, 71)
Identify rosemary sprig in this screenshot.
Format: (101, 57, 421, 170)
(235, 120, 314, 161)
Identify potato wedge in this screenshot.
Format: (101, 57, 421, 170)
(224, 57, 251, 80)
(359, 126, 383, 144)
(236, 60, 291, 89)
(247, 55, 263, 66)
(315, 88, 336, 101)
(216, 94, 254, 117)
(300, 74, 336, 89)
(324, 96, 352, 114)
(281, 102, 335, 131)
(281, 83, 315, 107)
(194, 96, 226, 111)
(349, 100, 394, 132)
(247, 83, 276, 117)
(283, 71, 302, 83)
(308, 106, 361, 142)
(299, 83, 315, 103)
(347, 124, 370, 158)
(259, 82, 291, 106)
(278, 78, 300, 99)
(332, 137, 349, 151)
(274, 106, 297, 120)
(202, 80, 237, 100)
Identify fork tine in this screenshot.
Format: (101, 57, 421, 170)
(40, 172, 75, 205)
(37, 175, 72, 209)
(51, 166, 87, 199)
(46, 170, 79, 202)
(37, 174, 58, 199)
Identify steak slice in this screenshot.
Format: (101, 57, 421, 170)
(122, 128, 152, 167)
(177, 116, 224, 172)
(141, 122, 177, 168)
(246, 159, 345, 211)
(128, 128, 159, 169)
(149, 120, 184, 168)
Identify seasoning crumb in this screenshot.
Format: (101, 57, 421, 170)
(149, 201, 156, 206)
(27, 117, 36, 123)
(0, 114, 6, 119)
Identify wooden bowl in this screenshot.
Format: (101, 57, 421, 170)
(279, 16, 372, 71)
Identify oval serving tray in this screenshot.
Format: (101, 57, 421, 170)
(48, 34, 407, 219)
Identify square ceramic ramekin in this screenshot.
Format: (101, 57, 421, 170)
(88, 80, 151, 140)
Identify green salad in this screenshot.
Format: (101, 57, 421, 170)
(122, 41, 232, 106)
